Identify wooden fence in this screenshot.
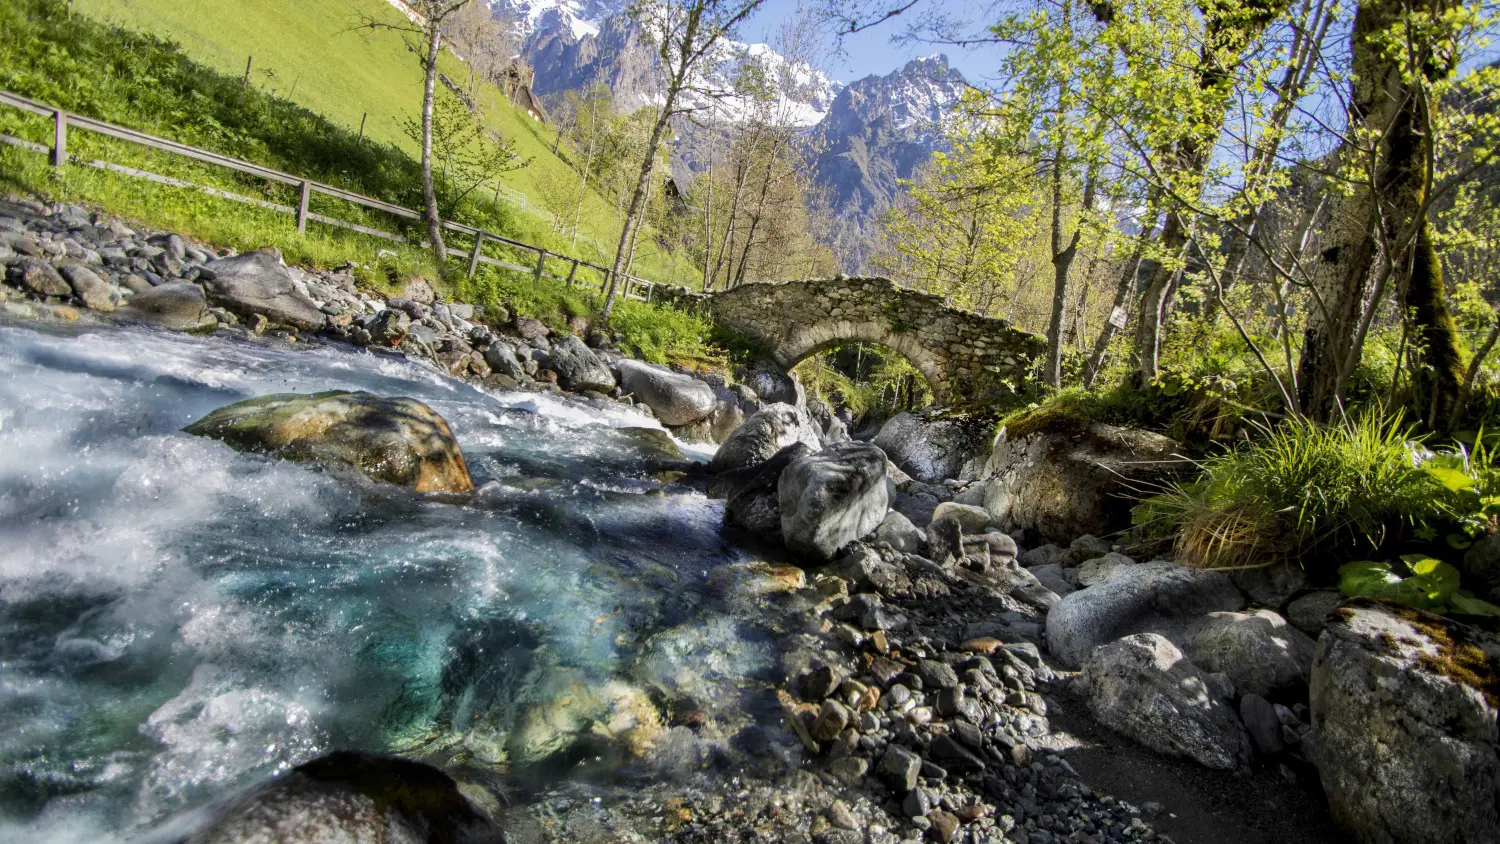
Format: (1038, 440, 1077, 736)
(0, 89, 662, 303)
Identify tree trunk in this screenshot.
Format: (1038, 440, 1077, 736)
(420, 20, 448, 267)
(1296, 0, 1455, 419)
(1083, 230, 1151, 388)
(603, 105, 671, 320)
(1044, 147, 1081, 387)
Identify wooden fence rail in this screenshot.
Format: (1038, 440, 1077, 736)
(0, 89, 660, 303)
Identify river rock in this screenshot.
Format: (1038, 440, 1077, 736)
(202, 250, 326, 330)
(122, 280, 211, 329)
(617, 359, 717, 425)
(510, 672, 661, 765)
(187, 751, 504, 844)
(1028, 563, 1076, 597)
(6, 257, 71, 298)
(548, 335, 615, 393)
(930, 501, 995, 533)
(1287, 590, 1344, 638)
(1081, 633, 1252, 770)
(482, 340, 526, 381)
(743, 361, 804, 407)
(185, 390, 473, 493)
(724, 443, 815, 538)
(980, 419, 1189, 544)
(1230, 563, 1309, 610)
(710, 402, 823, 472)
(874, 510, 926, 554)
(1045, 560, 1246, 668)
(779, 442, 890, 561)
(1184, 609, 1315, 700)
(873, 409, 995, 483)
(367, 308, 410, 346)
(59, 264, 119, 311)
(1309, 600, 1500, 844)
(1074, 552, 1136, 588)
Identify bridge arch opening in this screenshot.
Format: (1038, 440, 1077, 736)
(774, 319, 951, 405)
(789, 339, 937, 423)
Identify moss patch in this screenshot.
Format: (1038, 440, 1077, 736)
(1345, 597, 1500, 709)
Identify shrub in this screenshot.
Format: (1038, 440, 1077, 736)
(1134, 412, 1442, 571)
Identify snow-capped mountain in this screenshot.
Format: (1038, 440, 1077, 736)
(812, 55, 968, 271)
(493, 0, 839, 127)
(489, 1, 967, 272)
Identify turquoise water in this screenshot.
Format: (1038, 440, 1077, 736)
(0, 322, 786, 841)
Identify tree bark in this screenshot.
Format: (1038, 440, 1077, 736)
(420, 17, 448, 267)
(1296, 0, 1456, 419)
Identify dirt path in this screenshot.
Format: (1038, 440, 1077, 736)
(1040, 694, 1345, 844)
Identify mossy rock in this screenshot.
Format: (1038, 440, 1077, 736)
(185, 390, 473, 492)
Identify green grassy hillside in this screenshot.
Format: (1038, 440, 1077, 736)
(67, 0, 677, 279)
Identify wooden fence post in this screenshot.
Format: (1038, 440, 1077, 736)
(533, 249, 547, 284)
(356, 113, 367, 147)
(243, 56, 253, 89)
(296, 180, 310, 234)
(565, 259, 578, 287)
(467, 232, 484, 278)
(51, 110, 65, 169)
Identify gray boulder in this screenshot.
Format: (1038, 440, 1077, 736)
(873, 409, 995, 483)
(779, 442, 890, 561)
(549, 335, 616, 393)
(482, 340, 526, 381)
(1045, 560, 1246, 668)
(188, 751, 504, 844)
(724, 443, 814, 538)
(617, 359, 716, 426)
(1286, 590, 1344, 638)
(744, 362, 804, 407)
(874, 510, 926, 554)
(1230, 563, 1309, 610)
(1027, 563, 1076, 597)
(122, 281, 212, 330)
(930, 502, 995, 533)
(1310, 601, 1500, 844)
(59, 264, 120, 311)
(1185, 609, 1315, 700)
(202, 250, 325, 330)
(710, 402, 823, 472)
(7, 257, 70, 297)
(1081, 633, 1252, 770)
(980, 420, 1189, 544)
(1074, 552, 1136, 588)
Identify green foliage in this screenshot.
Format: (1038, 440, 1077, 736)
(795, 345, 933, 425)
(404, 89, 529, 218)
(1339, 556, 1500, 617)
(1135, 412, 1441, 571)
(609, 299, 725, 369)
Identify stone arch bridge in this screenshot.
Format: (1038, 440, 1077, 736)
(661, 277, 1045, 405)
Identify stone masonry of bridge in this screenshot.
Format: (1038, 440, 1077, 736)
(658, 277, 1045, 405)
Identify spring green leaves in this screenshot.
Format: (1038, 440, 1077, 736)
(1339, 556, 1500, 616)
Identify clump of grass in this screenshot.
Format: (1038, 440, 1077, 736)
(1135, 412, 1441, 571)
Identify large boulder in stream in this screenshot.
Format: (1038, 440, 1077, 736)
(202, 249, 326, 331)
(617, 359, 717, 426)
(1081, 633, 1252, 771)
(548, 335, 616, 393)
(185, 390, 473, 492)
(874, 409, 996, 483)
(188, 751, 505, 844)
(779, 442, 890, 561)
(1309, 600, 1500, 844)
(1045, 560, 1245, 668)
(710, 402, 823, 472)
(723, 442, 815, 538)
(121, 281, 212, 330)
(980, 416, 1189, 544)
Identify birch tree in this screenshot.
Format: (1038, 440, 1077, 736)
(601, 0, 768, 321)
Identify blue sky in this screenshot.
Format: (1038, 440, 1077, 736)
(740, 0, 1002, 84)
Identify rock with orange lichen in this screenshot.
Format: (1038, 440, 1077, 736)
(185, 390, 473, 492)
